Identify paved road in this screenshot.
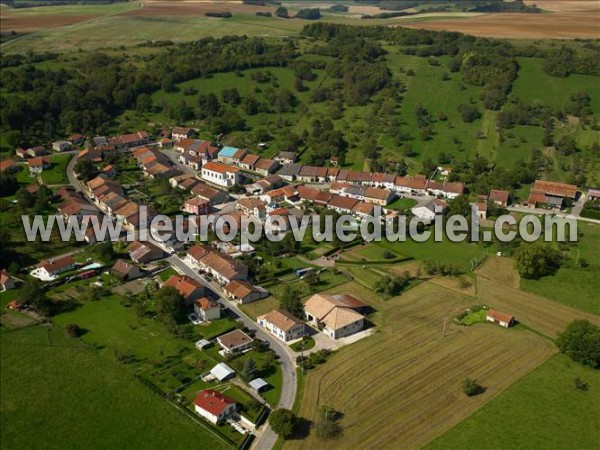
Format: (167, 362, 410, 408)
(507, 205, 600, 225)
(168, 255, 297, 450)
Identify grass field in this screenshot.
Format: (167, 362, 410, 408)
(426, 354, 600, 450)
(284, 281, 556, 450)
(40, 153, 72, 185)
(476, 258, 600, 338)
(0, 325, 232, 450)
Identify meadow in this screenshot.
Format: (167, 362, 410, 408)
(0, 325, 232, 450)
(426, 354, 600, 450)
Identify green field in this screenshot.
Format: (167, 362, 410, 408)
(0, 325, 231, 450)
(520, 221, 600, 315)
(426, 354, 600, 450)
(40, 153, 72, 185)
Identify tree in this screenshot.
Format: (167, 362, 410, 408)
(15, 187, 35, 209)
(154, 287, 184, 326)
(315, 405, 342, 439)
(0, 172, 19, 197)
(514, 244, 561, 279)
(95, 241, 116, 262)
(275, 6, 288, 18)
(243, 357, 258, 381)
(457, 103, 481, 123)
(20, 280, 53, 316)
(280, 285, 303, 317)
(269, 409, 297, 439)
(304, 270, 319, 287)
(296, 8, 321, 20)
(462, 378, 485, 396)
(557, 320, 600, 368)
(75, 159, 99, 181)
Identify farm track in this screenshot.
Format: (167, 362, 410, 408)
(285, 282, 556, 450)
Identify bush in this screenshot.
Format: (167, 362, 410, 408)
(269, 409, 297, 438)
(65, 323, 81, 338)
(574, 377, 589, 391)
(205, 11, 232, 18)
(296, 8, 321, 20)
(462, 378, 485, 396)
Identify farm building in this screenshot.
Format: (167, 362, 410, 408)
(304, 294, 367, 339)
(486, 309, 515, 328)
(527, 180, 578, 209)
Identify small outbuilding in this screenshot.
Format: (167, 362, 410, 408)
(249, 378, 269, 393)
(486, 309, 514, 328)
(210, 362, 236, 382)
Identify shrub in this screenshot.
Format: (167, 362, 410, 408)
(269, 409, 297, 438)
(462, 378, 485, 396)
(574, 377, 589, 391)
(65, 323, 81, 338)
(557, 320, 600, 368)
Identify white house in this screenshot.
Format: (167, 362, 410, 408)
(194, 297, 221, 322)
(33, 255, 75, 280)
(258, 309, 306, 342)
(304, 294, 366, 340)
(194, 389, 237, 424)
(52, 141, 72, 152)
(217, 329, 253, 355)
(201, 161, 241, 188)
(410, 198, 448, 223)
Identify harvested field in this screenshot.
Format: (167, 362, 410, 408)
(402, 11, 600, 39)
(285, 282, 556, 450)
(475, 258, 600, 338)
(124, 1, 276, 17)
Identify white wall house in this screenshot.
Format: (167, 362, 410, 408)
(201, 162, 240, 188)
(258, 309, 306, 342)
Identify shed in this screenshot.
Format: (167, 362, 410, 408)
(486, 309, 514, 328)
(249, 378, 269, 393)
(210, 362, 236, 381)
(195, 339, 211, 350)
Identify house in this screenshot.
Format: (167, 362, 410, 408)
(527, 180, 578, 209)
(237, 197, 266, 220)
(296, 185, 320, 203)
(28, 157, 51, 175)
(112, 131, 149, 149)
(304, 294, 367, 339)
(35, 255, 75, 279)
(111, 259, 142, 281)
(277, 164, 302, 181)
(394, 175, 427, 195)
(217, 146, 247, 166)
(0, 159, 16, 173)
(102, 165, 117, 177)
(239, 153, 261, 172)
(210, 362, 236, 381)
(217, 329, 253, 354)
(223, 280, 268, 304)
(246, 175, 283, 196)
(488, 189, 510, 207)
(201, 161, 241, 188)
(0, 270, 17, 291)
(363, 187, 395, 206)
(182, 197, 210, 215)
(15, 148, 27, 159)
(191, 183, 229, 205)
(163, 274, 205, 305)
(410, 198, 447, 223)
(426, 180, 465, 199)
(298, 166, 329, 183)
(194, 389, 237, 425)
(587, 188, 600, 201)
(127, 241, 164, 264)
(254, 158, 280, 177)
(57, 198, 99, 220)
(68, 134, 86, 145)
(275, 151, 297, 164)
(486, 309, 514, 328)
(170, 173, 198, 189)
(185, 246, 249, 285)
(172, 127, 195, 142)
(258, 309, 306, 342)
(194, 297, 221, 322)
(26, 146, 47, 158)
(52, 140, 72, 152)
(352, 201, 375, 218)
(475, 202, 488, 220)
(327, 194, 358, 214)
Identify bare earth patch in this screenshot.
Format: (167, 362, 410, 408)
(0, 13, 98, 33)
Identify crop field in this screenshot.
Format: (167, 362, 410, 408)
(426, 354, 600, 450)
(0, 325, 231, 450)
(476, 258, 600, 337)
(284, 282, 556, 450)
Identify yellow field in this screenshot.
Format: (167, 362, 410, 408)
(285, 282, 556, 450)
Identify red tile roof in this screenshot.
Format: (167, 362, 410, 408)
(203, 161, 239, 174)
(194, 389, 236, 416)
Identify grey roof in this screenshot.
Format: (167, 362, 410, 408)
(249, 378, 269, 392)
(277, 164, 302, 177)
(210, 362, 235, 381)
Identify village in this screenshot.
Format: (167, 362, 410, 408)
(1, 125, 598, 449)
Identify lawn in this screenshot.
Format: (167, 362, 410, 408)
(284, 282, 556, 450)
(158, 266, 179, 282)
(386, 196, 418, 212)
(426, 354, 600, 450)
(40, 153, 72, 185)
(0, 325, 232, 450)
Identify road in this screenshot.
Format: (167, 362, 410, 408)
(168, 255, 297, 450)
